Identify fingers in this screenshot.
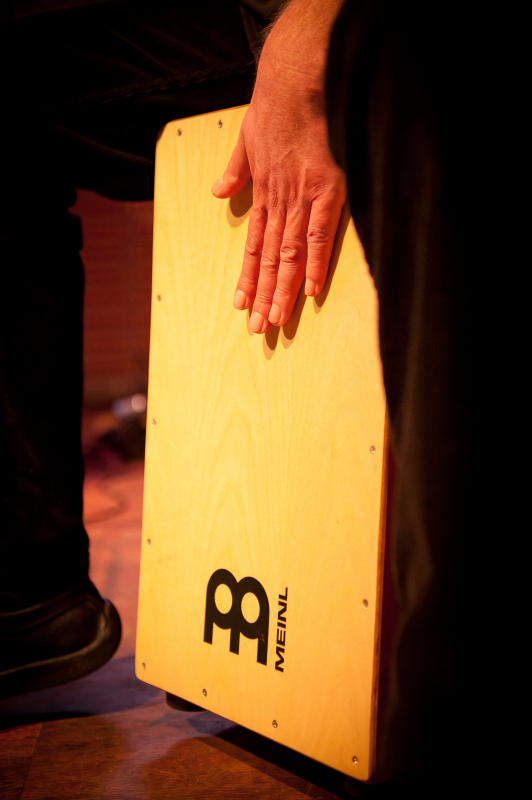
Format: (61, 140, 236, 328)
(304, 192, 344, 298)
(233, 201, 267, 316)
(267, 206, 309, 327)
(238, 193, 342, 333)
(211, 129, 251, 199)
(237, 199, 309, 334)
(249, 207, 289, 333)
(265, 194, 341, 327)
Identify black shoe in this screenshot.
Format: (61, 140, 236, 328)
(0, 578, 121, 701)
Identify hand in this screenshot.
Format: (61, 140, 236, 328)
(212, 0, 346, 334)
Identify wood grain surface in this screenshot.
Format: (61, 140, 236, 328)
(137, 107, 387, 781)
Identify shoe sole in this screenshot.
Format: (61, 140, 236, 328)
(0, 600, 122, 700)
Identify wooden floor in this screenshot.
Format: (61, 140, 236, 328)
(0, 458, 351, 800)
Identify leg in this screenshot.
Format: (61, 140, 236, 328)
(0, 0, 257, 693)
(0, 187, 87, 603)
(327, 1, 517, 796)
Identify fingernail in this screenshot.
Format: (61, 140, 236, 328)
(211, 176, 223, 194)
(305, 279, 318, 296)
(234, 289, 247, 310)
(250, 311, 263, 333)
(269, 304, 282, 325)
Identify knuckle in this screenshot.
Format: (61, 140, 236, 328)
(244, 237, 263, 258)
(279, 242, 303, 266)
(238, 273, 257, 291)
(253, 203, 268, 222)
(273, 284, 292, 300)
(264, 186, 280, 212)
(260, 250, 279, 273)
(255, 291, 272, 306)
(307, 226, 330, 246)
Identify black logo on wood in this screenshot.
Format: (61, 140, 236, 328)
(204, 569, 269, 665)
(275, 589, 288, 672)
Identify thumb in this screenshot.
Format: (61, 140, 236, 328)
(211, 130, 251, 198)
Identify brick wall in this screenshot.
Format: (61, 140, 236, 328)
(74, 190, 153, 408)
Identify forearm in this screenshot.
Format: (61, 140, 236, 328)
(261, 0, 345, 91)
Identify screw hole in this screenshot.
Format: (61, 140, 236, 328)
(362, 599, 369, 609)
(217, 120, 223, 128)
(370, 445, 376, 454)
(272, 720, 278, 729)
(202, 689, 207, 697)
(177, 128, 182, 136)
(141, 663, 146, 671)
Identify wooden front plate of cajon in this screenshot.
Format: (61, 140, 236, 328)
(136, 106, 387, 781)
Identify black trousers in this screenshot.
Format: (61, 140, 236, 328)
(0, 0, 256, 602)
(327, 1, 520, 796)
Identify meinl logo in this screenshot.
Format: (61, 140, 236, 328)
(275, 589, 288, 672)
(203, 569, 288, 671)
(204, 568, 270, 665)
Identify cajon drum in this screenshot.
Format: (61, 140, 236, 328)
(136, 106, 388, 781)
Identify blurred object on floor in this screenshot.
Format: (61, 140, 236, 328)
(82, 394, 147, 474)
